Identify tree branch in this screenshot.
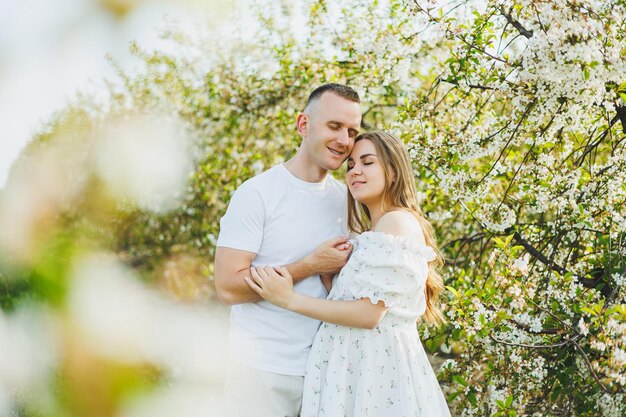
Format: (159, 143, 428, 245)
(479, 98, 536, 182)
(489, 333, 571, 349)
(574, 111, 621, 166)
(442, 78, 497, 91)
(512, 231, 612, 294)
(500, 7, 534, 39)
(570, 338, 610, 394)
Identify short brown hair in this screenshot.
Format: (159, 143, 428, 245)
(305, 83, 360, 110)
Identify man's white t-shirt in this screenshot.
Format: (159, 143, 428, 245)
(217, 164, 348, 376)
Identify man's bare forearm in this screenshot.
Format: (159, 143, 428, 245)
(216, 237, 350, 306)
(285, 255, 318, 282)
(217, 256, 317, 305)
(216, 267, 263, 305)
(285, 236, 351, 280)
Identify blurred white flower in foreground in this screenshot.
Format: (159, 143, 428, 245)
(0, 134, 89, 260)
(69, 253, 158, 362)
(95, 114, 192, 213)
(69, 253, 228, 378)
(0, 307, 59, 414)
(122, 381, 225, 417)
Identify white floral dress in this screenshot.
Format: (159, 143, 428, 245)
(301, 231, 451, 417)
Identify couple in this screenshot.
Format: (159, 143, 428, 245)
(215, 84, 451, 417)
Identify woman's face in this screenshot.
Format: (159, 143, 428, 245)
(346, 139, 388, 206)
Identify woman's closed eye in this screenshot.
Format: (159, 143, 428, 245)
(347, 161, 373, 171)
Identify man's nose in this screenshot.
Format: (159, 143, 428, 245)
(336, 129, 350, 145)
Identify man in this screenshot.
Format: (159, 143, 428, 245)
(215, 83, 362, 417)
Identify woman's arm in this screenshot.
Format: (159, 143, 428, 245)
(246, 266, 387, 329)
(288, 293, 387, 329)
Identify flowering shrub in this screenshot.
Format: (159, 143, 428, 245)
(397, 1, 626, 415)
(1, 0, 624, 416)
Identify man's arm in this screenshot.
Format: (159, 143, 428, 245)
(214, 237, 352, 305)
(284, 236, 352, 281)
(214, 247, 259, 305)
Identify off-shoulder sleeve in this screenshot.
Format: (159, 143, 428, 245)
(347, 232, 436, 317)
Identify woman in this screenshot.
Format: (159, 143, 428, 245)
(245, 131, 451, 417)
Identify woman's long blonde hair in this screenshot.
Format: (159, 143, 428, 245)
(347, 131, 445, 325)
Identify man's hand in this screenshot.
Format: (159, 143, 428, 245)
(305, 236, 352, 276)
(282, 236, 352, 289)
(320, 273, 334, 293)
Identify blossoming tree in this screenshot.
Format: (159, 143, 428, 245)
(1, 0, 624, 416)
(400, 1, 626, 415)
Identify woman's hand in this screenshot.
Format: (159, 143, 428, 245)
(245, 266, 295, 309)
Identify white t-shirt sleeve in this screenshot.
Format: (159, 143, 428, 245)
(216, 183, 265, 253)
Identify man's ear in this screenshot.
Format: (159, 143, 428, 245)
(296, 113, 308, 137)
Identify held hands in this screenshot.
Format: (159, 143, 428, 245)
(307, 236, 353, 276)
(245, 266, 295, 309)
(245, 237, 351, 306)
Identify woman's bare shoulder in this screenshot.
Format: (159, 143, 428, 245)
(373, 210, 425, 244)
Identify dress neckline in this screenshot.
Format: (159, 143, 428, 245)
(355, 230, 430, 251)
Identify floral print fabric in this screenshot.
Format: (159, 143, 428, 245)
(301, 231, 451, 417)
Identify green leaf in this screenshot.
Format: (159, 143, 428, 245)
(492, 237, 505, 248)
(446, 286, 460, 298)
(453, 375, 468, 387)
(447, 391, 461, 402)
(551, 384, 561, 401)
(580, 307, 596, 316)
